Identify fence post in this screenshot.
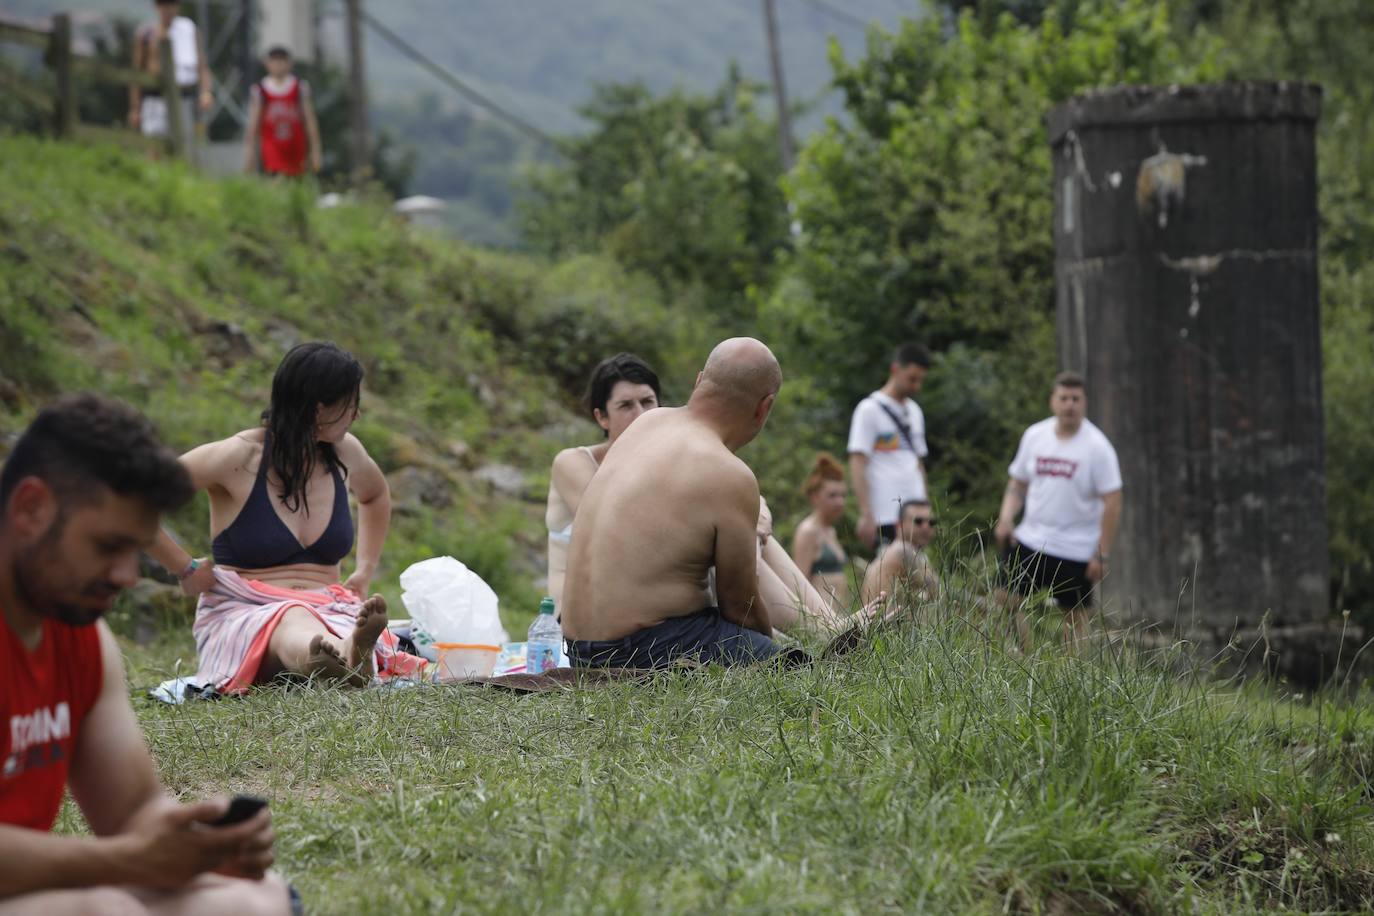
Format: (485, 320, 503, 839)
(51, 13, 76, 138)
(159, 37, 185, 160)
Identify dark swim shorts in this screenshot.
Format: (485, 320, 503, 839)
(567, 607, 780, 669)
(1001, 541, 1094, 610)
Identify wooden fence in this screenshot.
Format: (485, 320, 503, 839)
(0, 11, 190, 159)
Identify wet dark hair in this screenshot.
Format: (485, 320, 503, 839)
(266, 45, 292, 60)
(262, 342, 362, 514)
(892, 343, 931, 369)
(0, 393, 193, 515)
(583, 353, 661, 434)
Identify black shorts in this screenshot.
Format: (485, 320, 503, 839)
(1001, 541, 1094, 609)
(566, 607, 780, 669)
(877, 524, 898, 547)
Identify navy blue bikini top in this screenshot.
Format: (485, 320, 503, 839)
(211, 436, 355, 569)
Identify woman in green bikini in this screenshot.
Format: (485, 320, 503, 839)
(790, 453, 852, 606)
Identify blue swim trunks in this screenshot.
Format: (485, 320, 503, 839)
(567, 607, 779, 669)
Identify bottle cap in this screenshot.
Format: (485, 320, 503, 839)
(539, 596, 556, 615)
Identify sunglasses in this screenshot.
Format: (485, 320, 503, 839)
(910, 518, 937, 527)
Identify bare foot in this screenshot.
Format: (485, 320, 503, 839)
(304, 633, 351, 683)
(858, 592, 889, 624)
(339, 595, 388, 687)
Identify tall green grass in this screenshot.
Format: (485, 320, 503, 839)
(94, 604, 1374, 915)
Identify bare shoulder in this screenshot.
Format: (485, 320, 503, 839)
(336, 431, 375, 465)
(189, 429, 261, 471)
(228, 427, 264, 447)
(717, 453, 760, 499)
(552, 445, 590, 471)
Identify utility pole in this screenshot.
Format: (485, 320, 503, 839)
(760, 0, 795, 170)
(344, 0, 369, 183)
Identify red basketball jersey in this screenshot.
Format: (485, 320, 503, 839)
(1, 614, 103, 831)
(255, 75, 309, 176)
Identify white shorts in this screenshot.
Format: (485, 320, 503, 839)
(140, 94, 196, 150)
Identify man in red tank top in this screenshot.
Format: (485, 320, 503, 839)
(242, 46, 321, 177)
(0, 395, 290, 914)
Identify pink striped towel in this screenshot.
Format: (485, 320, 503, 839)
(190, 567, 425, 694)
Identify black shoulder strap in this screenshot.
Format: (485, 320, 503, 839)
(874, 399, 917, 454)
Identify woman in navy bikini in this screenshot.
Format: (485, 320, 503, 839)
(149, 342, 418, 691)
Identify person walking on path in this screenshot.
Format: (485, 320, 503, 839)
(128, 0, 212, 154)
(242, 46, 322, 177)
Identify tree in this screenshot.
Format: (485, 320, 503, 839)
(520, 70, 791, 325)
(777, 0, 1220, 523)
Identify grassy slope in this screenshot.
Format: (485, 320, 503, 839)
(0, 134, 581, 631)
(5, 136, 1374, 914)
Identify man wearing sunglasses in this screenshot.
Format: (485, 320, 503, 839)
(861, 499, 940, 606)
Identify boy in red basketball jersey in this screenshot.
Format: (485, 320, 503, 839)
(0, 395, 289, 915)
(242, 46, 321, 177)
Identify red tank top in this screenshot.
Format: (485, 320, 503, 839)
(256, 76, 308, 175)
(1, 614, 103, 831)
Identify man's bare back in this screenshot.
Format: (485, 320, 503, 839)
(562, 339, 783, 657)
(860, 541, 938, 606)
(562, 407, 759, 640)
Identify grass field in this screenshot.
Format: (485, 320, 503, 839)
(74, 602, 1374, 915)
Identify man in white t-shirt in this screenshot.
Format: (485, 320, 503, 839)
(995, 371, 1123, 650)
(848, 343, 931, 550)
(128, 0, 212, 152)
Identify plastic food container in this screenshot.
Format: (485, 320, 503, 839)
(434, 643, 500, 681)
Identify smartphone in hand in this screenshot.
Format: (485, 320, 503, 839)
(210, 795, 269, 827)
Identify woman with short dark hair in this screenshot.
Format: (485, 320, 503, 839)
(149, 342, 423, 692)
(545, 353, 662, 608)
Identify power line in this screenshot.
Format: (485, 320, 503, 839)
(357, 8, 567, 155)
(789, 0, 872, 31)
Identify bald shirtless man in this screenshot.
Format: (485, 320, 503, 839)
(562, 338, 782, 668)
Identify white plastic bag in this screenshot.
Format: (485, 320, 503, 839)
(399, 556, 508, 647)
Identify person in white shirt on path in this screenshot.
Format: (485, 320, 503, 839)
(995, 371, 1123, 652)
(847, 343, 931, 551)
(128, 0, 212, 154)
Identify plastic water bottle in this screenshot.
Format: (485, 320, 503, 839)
(526, 597, 562, 674)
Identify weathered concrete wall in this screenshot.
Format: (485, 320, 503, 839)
(1048, 82, 1329, 639)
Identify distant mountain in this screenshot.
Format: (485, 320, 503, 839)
(6, 0, 922, 244)
(9, 0, 916, 133)
(332, 0, 917, 133)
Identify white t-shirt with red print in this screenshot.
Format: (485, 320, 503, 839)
(1009, 417, 1122, 563)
